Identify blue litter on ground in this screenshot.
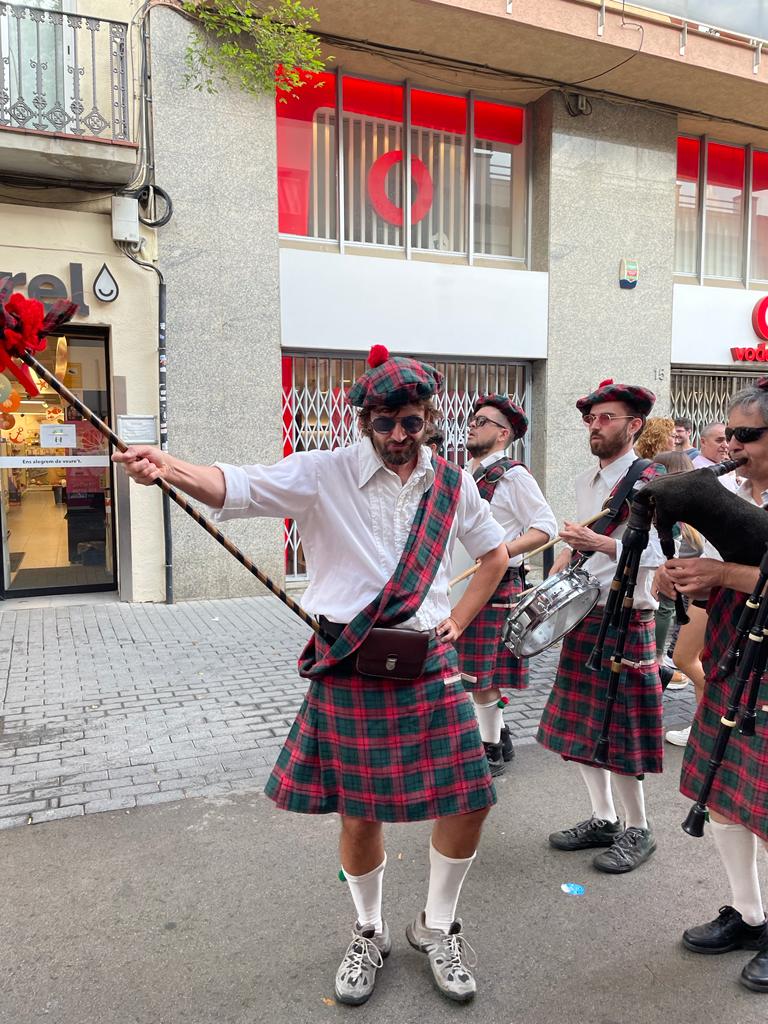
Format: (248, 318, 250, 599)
(560, 882, 585, 896)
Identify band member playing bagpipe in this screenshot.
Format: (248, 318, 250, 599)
(455, 395, 556, 775)
(114, 345, 509, 1007)
(655, 379, 768, 992)
(536, 379, 665, 873)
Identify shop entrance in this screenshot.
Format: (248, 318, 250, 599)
(0, 329, 116, 597)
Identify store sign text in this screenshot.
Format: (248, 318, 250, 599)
(0, 456, 109, 468)
(0, 263, 91, 316)
(731, 296, 768, 361)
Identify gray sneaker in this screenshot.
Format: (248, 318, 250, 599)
(593, 826, 657, 874)
(548, 816, 622, 851)
(406, 911, 477, 1003)
(334, 921, 391, 1006)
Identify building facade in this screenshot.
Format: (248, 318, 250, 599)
(1, 0, 767, 600)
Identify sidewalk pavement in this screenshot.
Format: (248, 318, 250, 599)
(0, 596, 696, 827)
(3, 742, 767, 1024)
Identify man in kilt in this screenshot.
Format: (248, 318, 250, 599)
(656, 379, 768, 992)
(455, 395, 556, 775)
(536, 379, 665, 873)
(113, 344, 508, 1007)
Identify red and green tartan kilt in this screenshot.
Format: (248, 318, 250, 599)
(265, 637, 497, 822)
(536, 609, 663, 776)
(455, 570, 528, 691)
(680, 587, 768, 840)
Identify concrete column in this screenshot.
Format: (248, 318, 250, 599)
(149, 8, 284, 599)
(532, 93, 677, 527)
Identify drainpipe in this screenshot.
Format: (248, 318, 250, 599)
(157, 277, 173, 604)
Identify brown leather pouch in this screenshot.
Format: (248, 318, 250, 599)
(355, 627, 429, 680)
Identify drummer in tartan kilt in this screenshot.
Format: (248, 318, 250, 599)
(454, 395, 556, 776)
(656, 378, 768, 992)
(114, 343, 508, 1007)
(536, 378, 665, 873)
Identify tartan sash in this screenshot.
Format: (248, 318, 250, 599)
(596, 459, 663, 539)
(299, 455, 463, 678)
(472, 457, 527, 502)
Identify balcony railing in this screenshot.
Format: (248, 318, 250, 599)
(0, 3, 129, 143)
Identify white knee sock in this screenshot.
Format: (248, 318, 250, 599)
(424, 842, 475, 933)
(612, 774, 647, 830)
(473, 696, 503, 744)
(343, 854, 386, 934)
(577, 763, 617, 822)
(710, 820, 765, 926)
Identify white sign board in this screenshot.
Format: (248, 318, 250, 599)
(0, 456, 110, 468)
(39, 423, 77, 448)
(117, 415, 159, 445)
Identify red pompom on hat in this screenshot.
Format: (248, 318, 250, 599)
(367, 344, 389, 368)
(598, 378, 613, 388)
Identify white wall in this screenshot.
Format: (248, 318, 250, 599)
(280, 249, 548, 358)
(672, 284, 768, 366)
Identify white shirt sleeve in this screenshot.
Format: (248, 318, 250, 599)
(493, 467, 558, 541)
(209, 450, 323, 522)
(456, 469, 505, 559)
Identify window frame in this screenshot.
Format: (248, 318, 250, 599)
(277, 67, 529, 267)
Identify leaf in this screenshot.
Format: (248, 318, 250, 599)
(321, 996, 335, 1006)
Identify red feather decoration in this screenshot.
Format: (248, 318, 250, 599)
(368, 344, 389, 368)
(0, 293, 77, 397)
(597, 378, 614, 388)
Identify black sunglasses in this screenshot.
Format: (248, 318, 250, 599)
(371, 414, 425, 435)
(725, 426, 768, 444)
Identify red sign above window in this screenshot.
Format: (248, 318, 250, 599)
(731, 296, 768, 361)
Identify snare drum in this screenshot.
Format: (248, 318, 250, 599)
(501, 566, 600, 658)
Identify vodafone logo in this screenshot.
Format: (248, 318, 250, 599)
(731, 296, 768, 361)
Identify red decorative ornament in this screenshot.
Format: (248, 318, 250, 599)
(598, 378, 614, 388)
(1, 391, 20, 412)
(367, 150, 434, 228)
(0, 294, 78, 396)
(368, 344, 390, 368)
(0, 412, 15, 430)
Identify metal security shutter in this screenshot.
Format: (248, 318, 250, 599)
(670, 366, 763, 444)
(282, 352, 531, 578)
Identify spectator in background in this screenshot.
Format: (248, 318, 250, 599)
(673, 417, 700, 460)
(692, 423, 729, 468)
(634, 416, 675, 461)
(426, 426, 445, 457)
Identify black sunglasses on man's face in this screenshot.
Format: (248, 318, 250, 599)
(371, 415, 425, 435)
(725, 426, 768, 444)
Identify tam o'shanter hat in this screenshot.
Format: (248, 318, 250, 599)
(576, 378, 656, 417)
(473, 394, 528, 440)
(347, 344, 443, 408)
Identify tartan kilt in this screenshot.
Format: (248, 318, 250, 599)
(536, 609, 663, 776)
(264, 636, 496, 823)
(681, 587, 768, 841)
(455, 570, 528, 692)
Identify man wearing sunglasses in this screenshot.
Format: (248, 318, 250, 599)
(114, 344, 508, 1007)
(656, 380, 768, 993)
(537, 379, 665, 874)
(454, 395, 556, 776)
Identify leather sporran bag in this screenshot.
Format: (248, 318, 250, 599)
(355, 626, 430, 680)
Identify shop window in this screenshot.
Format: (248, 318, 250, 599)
(704, 142, 745, 280)
(675, 136, 699, 276)
(473, 100, 526, 259)
(275, 72, 528, 263)
(751, 150, 768, 282)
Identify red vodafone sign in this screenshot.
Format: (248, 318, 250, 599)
(732, 296, 768, 361)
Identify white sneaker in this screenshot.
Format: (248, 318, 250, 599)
(666, 672, 689, 690)
(665, 726, 691, 746)
(334, 921, 391, 1005)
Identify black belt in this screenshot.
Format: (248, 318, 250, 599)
(318, 616, 437, 641)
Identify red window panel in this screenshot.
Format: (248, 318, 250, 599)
(342, 76, 404, 122)
(411, 89, 467, 135)
(707, 142, 745, 190)
(753, 150, 768, 193)
(677, 136, 700, 183)
(474, 101, 524, 146)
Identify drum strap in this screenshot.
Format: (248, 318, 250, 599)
(589, 458, 653, 538)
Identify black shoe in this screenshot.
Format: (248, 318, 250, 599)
(500, 725, 515, 762)
(483, 740, 506, 777)
(548, 816, 622, 851)
(741, 946, 768, 991)
(592, 826, 657, 873)
(683, 906, 768, 954)
(660, 665, 674, 690)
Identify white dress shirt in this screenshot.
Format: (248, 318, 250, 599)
(472, 452, 557, 567)
(210, 438, 505, 628)
(574, 448, 664, 609)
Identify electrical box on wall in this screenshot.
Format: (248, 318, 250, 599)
(619, 258, 638, 289)
(111, 196, 140, 244)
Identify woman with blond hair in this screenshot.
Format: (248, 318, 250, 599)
(635, 416, 676, 460)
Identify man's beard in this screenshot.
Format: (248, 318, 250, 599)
(372, 434, 420, 467)
(466, 438, 496, 458)
(589, 428, 632, 460)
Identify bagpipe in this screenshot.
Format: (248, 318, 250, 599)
(585, 456, 768, 836)
(0, 293, 336, 643)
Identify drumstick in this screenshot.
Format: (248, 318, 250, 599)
(448, 507, 612, 589)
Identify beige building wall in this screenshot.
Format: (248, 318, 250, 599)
(0, 202, 163, 601)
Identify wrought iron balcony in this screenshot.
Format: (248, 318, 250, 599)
(0, 2, 129, 141)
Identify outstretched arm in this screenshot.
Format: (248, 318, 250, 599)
(112, 446, 226, 508)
